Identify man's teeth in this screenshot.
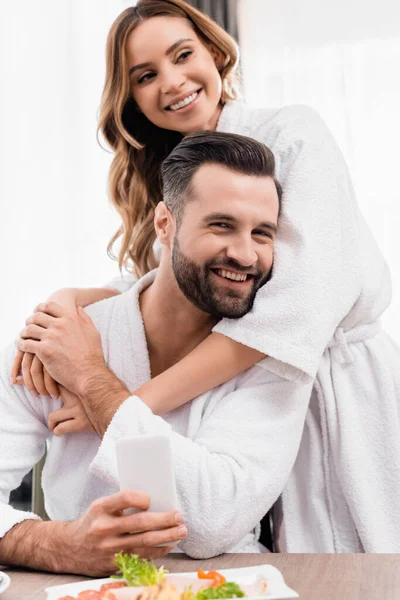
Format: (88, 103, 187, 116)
(216, 269, 247, 282)
(169, 92, 198, 111)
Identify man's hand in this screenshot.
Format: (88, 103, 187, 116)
(18, 303, 106, 397)
(0, 491, 188, 576)
(64, 490, 188, 575)
(48, 386, 95, 436)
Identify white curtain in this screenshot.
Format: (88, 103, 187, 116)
(0, 0, 132, 346)
(238, 0, 400, 342)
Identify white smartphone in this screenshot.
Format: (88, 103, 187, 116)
(116, 434, 179, 516)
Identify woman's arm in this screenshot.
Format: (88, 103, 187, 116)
(49, 287, 120, 309)
(137, 333, 265, 414)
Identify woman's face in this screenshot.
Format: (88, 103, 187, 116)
(126, 16, 224, 135)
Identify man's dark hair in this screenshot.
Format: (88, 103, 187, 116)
(161, 131, 282, 225)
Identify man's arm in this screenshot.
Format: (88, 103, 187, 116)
(0, 520, 69, 573)
(76, 368, 131, 438)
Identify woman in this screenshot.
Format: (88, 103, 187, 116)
(12, 0, 400, 552)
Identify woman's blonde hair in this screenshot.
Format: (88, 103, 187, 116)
(99, 0, 241, 277)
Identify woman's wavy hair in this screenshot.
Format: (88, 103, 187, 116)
(99, 0, 241, 277)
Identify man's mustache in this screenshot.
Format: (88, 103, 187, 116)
(206, 258, 262, 278)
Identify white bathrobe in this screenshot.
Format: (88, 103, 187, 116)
(0, 271, 311, 559)
(108, 101, 400, 552)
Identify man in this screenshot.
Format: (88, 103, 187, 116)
(0, 132, 311, 575)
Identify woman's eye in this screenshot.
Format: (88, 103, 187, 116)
(177, 50, 193, 62)
(138, 72, 155, 84)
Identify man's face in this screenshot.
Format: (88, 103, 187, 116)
(171, 164, 280, 319)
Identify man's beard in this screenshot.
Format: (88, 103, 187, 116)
(172, 238, 271, 319)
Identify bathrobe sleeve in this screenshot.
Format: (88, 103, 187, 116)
(90, 364, 312, 559)
(0, 344, 48, 538)
(213, 105, 363, 382)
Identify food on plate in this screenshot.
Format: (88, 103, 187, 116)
(57, 554, 267, 600)
(197, 571, 226, 588)
(113, 553, 168, 586)
(187, 582, 245, 600)
(136, 580, 184, 600)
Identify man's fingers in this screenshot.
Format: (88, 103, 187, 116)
(91, 490, 151, 515)
(20, 324, 46, 341)
(34, 301, 68, 318)
(26, 311, 56, 328)
(10, 350, 24, 383)
(43, 369, 59, 399)
(113, 510, 184, 536)
(18, 339, 40, 354)
(30, 356, 47, 396)
(21, 352, 37, 396)
(117, 523, 188, 549)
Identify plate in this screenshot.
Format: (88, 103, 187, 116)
(0, 571, 11, 595)
(46, 564, 299, 600)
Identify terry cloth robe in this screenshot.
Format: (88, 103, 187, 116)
(107, 101, 400, 552)
(0, 271, 311, 559)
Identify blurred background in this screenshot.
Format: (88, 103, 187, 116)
(1, 0, 400, 351)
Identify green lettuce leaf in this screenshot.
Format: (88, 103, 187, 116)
(195, 582, 245, 600)
(112, 552, 168, 586)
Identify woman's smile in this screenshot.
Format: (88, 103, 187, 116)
(165, 88, 202, 112)
(165, 88, 202, 114)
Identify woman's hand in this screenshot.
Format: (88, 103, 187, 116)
(48, 385, 95, 436)
(10, 288, 78, 397)
(11, 351, 59, 398)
